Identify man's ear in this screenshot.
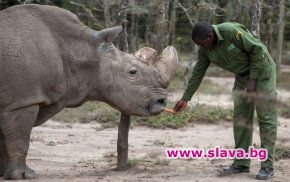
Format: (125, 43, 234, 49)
(93, 26, 123, 44)
(207, 33, 212, 40)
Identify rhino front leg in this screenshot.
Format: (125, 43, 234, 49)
(0, 129, 8, 177)
(1, 105, 39, 180)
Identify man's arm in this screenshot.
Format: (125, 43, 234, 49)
(182, 49, 210, 101)
(174, 50, 210, 113)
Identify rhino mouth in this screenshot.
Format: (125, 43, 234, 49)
(147, 98, 166, 115)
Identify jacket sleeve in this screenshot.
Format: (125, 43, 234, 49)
(232, 24, 266, 79)
(182, 49, 210, 101)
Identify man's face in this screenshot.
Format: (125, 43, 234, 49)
(193, 33, 214, 49)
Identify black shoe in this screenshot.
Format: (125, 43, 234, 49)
(223, 164, 250, 174)
(256, 168, 274, 180)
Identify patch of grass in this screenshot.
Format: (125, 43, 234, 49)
(53, 102, 233, 129)
(149, 139, 166, 146)
(189, 104, 233, 124)
(132, 103, 233, 129)
(46, 141, 56, 146)
(127, 158, 150, 168)
(132, 111, 190, 129)
(154, 159, 170, 166)
(53, 102, 120, 127)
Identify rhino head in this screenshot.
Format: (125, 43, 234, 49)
(90, 26, 178, 117)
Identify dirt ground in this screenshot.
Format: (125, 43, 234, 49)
(0, 117, 288, 182)
(1, 75, 289, 182)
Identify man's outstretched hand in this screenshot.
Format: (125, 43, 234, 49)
(174, 99, 188, 113)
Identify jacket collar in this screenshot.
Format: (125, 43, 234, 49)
(212, 25, 224, 45)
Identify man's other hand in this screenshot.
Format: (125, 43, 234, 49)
(174, 99, 188, 113)
(245, 78, 256, 102)
(246, 78, 256, 92)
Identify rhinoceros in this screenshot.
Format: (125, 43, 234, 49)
(0, 4, 178, 180)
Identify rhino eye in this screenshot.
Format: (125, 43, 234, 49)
(128, 68, 137, 75)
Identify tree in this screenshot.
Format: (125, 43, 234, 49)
(230, 0, 245, 23)
(168, 0, 176, 45)
(155, 0, 166, 54)
(262, 0, 274, 54)
(103, 0, 113, 28)
(277, 0, 285, 71)
(249, 0, 263, 37)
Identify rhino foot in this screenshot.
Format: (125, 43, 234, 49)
(24, 166, 37, 179)
(4, 166, 37, 180)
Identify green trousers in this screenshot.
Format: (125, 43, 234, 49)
(232, 57, 277, 169)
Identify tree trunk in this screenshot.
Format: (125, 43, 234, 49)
(134, 14, 139, 51)
(277, 0, 285, 71)
(103, 0, 112, 28)
(264, 0, 274, 54)
(250, 0, 263, 37)
(168, 0, 176, 45)
(115, 0, 130, 171)
(129, 7, 138, 52)
(115, 0, 129, 51)
(175, 1, 200, 88)
(233, 0, 245, 23)
(155, 0, 166, 54)
(145, 16, 150, 46)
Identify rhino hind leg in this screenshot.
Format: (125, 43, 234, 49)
(0, 129, 8, 177)
(1, 105, 39, 180)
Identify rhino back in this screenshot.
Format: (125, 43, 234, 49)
(0, 5, 77, 111)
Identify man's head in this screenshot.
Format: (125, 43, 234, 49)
(191, 22, 215, 49)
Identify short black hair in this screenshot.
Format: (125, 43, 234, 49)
(191, 22, 213, 41)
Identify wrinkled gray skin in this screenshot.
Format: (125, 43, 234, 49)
(0, 5, 177, 180)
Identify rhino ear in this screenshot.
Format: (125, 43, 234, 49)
(93, 26, 123, 43)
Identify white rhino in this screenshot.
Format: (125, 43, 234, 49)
(0, 4, 178, 180)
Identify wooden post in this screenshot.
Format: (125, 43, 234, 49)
(116, 114, 130, 170)
(115, 0, 130, 171)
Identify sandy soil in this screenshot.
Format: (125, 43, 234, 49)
(0, 118, 288, 182)
(1, 74, 289, 182)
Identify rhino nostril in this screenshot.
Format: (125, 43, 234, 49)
(147, 98, 166, 115)
(157, 98, 166, 105)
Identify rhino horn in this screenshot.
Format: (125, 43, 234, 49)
(135, 46, 178, 88)
(93, 26, 123, 43)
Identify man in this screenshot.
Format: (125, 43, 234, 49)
(174, 22, 277, 180)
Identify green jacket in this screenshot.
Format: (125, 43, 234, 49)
(182, 22, 274, 101)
